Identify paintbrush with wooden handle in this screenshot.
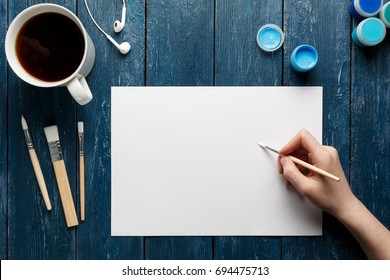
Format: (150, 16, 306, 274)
(78, 122, 85, 221)
(21, 116, 52, 210)
(258, 142, 340, 182)
(44, 125, 78, 227)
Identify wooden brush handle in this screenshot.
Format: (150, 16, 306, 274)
(29, 149, 52, 211)
(53, 160, 78, 227)
(80, 155, 85, 221)
(287, 155, 340, 182)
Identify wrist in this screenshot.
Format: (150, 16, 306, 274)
(333, 195, 361, 224)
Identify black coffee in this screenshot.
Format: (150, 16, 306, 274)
(16, 12, 85, 82)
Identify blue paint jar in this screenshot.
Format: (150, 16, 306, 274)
(289, 45, 318, 72)
(349, 0, 383, 19)
(256, 24, 284, 52)
(380, 2, 390, 28)
(352, 17, 386, 47)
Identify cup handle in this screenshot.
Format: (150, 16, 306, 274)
(66, 76, 93, 105)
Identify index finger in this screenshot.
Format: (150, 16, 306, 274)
(279, 129, 324, 156)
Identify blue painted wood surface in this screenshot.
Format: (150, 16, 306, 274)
(2, 0, 390, 259)
(0, 0, 8, 261)
(75, 0, 145, 260)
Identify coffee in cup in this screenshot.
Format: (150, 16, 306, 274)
(5, 4, 95, 105)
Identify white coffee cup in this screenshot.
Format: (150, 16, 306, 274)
(5, 3, 95, 105)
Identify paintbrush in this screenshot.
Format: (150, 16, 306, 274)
(78, 122, 85, 221)
(21, 116, 52, 210)
(258, 142, 340, 182)
(44, 125, 78, 227)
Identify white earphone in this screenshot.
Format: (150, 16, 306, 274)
(114, 1, 126, 33)
(84, 0, 131, 55)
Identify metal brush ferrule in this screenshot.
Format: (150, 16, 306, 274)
(48, 140, 63, 162)
(23, 129, 34, 150)
(78, 132, 84, 156)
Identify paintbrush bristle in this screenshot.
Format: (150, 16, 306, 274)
(21, 115, 28, 130)
(44, 125, 59, 143)
(78, 122, 84, 133)
(257, 142, 266, 149)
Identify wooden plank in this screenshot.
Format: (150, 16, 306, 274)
(75, 0, 145, 259)
(145, 0, 214, 259)
(7, 0, 77, 259)
(0, 0, 8, 260)
(282, 0, 364, 259)
(214, 0, 282, 259)
(350, 22, 390, 258)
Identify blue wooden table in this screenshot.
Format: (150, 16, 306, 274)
(1, 0, 389, 260)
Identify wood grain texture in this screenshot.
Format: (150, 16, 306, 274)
(145, 0, 214, 260)
(214, 0, 282, 260)
(29, 149, 52, 211)
(282, 0, 364, 259)
(0, 0, 8, 260)
(75, 0, 145, 259)
(146, 0, 214, 86)
(215, 0, 283, 86)
(8, 0, 78, 259)
(80, 155, 84, 221)
(350, 10, 390, 259)
(52, 160, 78, 227)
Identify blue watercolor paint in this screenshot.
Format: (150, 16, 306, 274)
(385, 5, 390, 22)
(290, 45, 318, 72)
(352, 17, 386, 47)
(259, 28, 281, 50)
(350, 0, 383, 19)
(352, 28, 365, 47)
(257, 24, 284, 52)
(380, 2, 390, 28)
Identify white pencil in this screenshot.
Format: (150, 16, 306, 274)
(78, 122, 85, 221)
(44, 125, 78, 227)
(258, 142, 340, 182)
(21, 116, 52, 210)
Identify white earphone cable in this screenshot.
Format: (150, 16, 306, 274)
(83, 0, 109, 38)
(84, 0, 131, 54)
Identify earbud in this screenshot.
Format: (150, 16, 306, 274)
(84, 0, 131, 55)
(106, 35, 131, 54)
(114, 4, 126, 33)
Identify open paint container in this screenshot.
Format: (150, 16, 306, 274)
(380, 2, 390, 28)
(289, 45, 318, 72)
(352, 17, 386, 47)
(349, 0, 383, 19)
(256, 24, 284, 52)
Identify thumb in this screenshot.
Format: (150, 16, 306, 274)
(280, 156, 310, 192)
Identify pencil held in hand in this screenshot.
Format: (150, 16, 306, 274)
(21, 116, 52, 211)
(258, 142, 340, 182)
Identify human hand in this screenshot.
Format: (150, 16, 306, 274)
(278, 129, 357, 220)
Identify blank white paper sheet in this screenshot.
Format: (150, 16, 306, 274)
(111, 87, 323, 236)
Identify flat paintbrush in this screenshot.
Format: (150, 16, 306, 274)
(258, 142, 340, 182)
(78, 122, 85, 221)
(44, 125, 78, 227)
(21, 116, 52, 210)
